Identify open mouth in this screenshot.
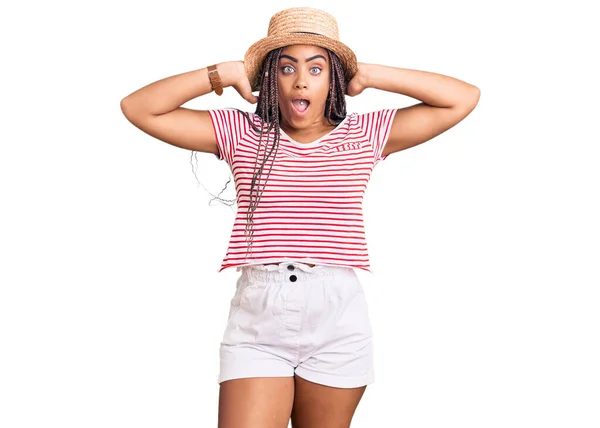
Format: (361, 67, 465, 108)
(292, 98, 310, 113)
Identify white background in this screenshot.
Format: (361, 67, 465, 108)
(1, 0, 599, 427)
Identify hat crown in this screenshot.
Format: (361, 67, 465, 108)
(267, 7, 340, 40)
(244, 7, 357, 91)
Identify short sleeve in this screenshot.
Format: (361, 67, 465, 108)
(208, 109, 252, 166)
(356, 109, 398, 165)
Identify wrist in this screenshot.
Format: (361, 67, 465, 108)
(359, 63, 374, 89)
(216, 61, 244, 88)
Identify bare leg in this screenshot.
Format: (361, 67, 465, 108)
(218, 377, 295, 428)
(290, 375, 366, 428)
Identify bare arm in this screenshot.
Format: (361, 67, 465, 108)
(347, 63, 480, 156)
(120, 61, 256, 154)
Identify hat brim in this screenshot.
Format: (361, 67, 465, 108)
(244, 33, 358, 92)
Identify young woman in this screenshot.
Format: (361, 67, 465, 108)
(120, 7, 480, 428)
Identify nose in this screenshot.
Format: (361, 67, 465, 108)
(294, 70, 308, 89)
(294, 80, 307, 89)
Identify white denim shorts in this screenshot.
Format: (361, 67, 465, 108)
(218, 261, 375, 388)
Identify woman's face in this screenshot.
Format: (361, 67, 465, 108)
(277, 44, 331, 131)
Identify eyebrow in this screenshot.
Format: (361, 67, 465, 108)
(279, 54, 328, 63)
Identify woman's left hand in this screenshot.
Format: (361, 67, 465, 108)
(346, 62, 369, 97)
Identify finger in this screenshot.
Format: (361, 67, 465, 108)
(244, 86, 258, 104)
(236, 80, 257, 104)
(245, 92, 258, 104)
(243, 81, 258, 103)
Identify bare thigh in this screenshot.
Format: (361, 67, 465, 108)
(290, 375, 367, 428)
(218, 377, 295, 428)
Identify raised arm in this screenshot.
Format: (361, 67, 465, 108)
(120, 61, 256, 154)
(347, 63, 480, 156)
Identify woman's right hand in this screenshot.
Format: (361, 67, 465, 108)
(222, 61, 258, 104)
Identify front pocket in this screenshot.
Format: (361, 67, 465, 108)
(225, 279, 259, 326)
(230, 274, 250, 307)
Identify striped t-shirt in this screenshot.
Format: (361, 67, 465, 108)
(208, 108, 397, 274)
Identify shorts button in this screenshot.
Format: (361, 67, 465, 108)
(289, 275, 297, 282)
(287, 265, 295, 271)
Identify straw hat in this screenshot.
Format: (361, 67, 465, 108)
(244, 7, 358, 92)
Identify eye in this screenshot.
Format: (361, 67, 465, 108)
(282, 65, 295, 74)
(310, 66, 322, 75)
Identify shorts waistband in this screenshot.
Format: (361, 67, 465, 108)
(236, 262, 356, 284)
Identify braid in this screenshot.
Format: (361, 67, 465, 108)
(190, 47, 349, 261)
(325, 50, 348, 124)
(238, 47, 283, 259)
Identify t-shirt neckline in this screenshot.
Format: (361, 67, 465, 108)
(279, 115, 351, 147)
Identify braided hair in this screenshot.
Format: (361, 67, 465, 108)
(191, 46, 348, 260)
